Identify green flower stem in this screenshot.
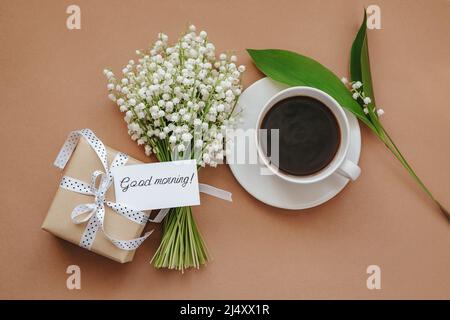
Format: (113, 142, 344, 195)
(151, 206, 210, 271)
(377, 126, 450, 220)
(150, 146, 210, 271)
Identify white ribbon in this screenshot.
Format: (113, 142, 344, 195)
(153, 184, 233, 223)
(54, 128, 233, 251)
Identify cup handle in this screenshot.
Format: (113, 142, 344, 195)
(336, 159, 361, 181)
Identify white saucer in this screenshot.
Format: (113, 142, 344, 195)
(229, 77, 361, 210)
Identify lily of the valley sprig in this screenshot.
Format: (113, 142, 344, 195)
(248, 12, 449, 221)
(347, 12, 448, 221)
(341, 79, 384, 117)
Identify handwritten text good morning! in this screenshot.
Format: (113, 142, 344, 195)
(120, 173, 195, 192)
(111, 160, 200, 210)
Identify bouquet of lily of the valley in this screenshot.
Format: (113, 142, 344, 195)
(104, 25, 245, 270)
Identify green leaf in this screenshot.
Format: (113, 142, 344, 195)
(352, 10, 376, 108)
(247, 48, 377, 132)
(360, 29, 376, 108)
(350, 10, 380, 134)
(350, 10, 367, 82)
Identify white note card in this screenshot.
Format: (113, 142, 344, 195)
(111, 159, 200, 210)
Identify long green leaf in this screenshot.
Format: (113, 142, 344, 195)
(351, 11, 380, 131)
(361, 32, 376, 108)
(350, 10, 367, 82)
(353, 10, 376, 107)
(247, 48, 376, 132)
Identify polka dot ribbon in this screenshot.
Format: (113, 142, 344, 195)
(54, 129, 158, 251)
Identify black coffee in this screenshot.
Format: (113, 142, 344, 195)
(261, 96, 340, 176)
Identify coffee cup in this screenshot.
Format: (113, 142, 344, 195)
(255, 86, 361, 184)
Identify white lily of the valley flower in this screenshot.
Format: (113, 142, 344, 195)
(104, 25, 244, 168)
(352, 81, 362, 89)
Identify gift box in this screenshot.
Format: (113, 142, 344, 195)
(42, 129, 153, 263)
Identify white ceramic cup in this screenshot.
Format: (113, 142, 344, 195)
(255, 86, 361, 184)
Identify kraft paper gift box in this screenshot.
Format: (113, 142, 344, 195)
(42, 134, 149, 263)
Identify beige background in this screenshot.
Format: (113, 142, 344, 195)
(0, 0, 449, 299)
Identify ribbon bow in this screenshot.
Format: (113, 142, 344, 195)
(54, 129, 166, 251)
